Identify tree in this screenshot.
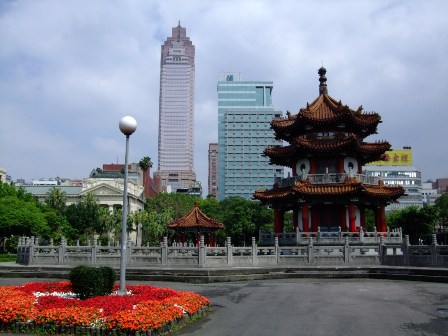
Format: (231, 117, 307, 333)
(199, 195, 220, 220)
(98, 207, 119, 241)
(0, 196, 49, 237)
(137, 208, 174, 246)
(139, 156, 153, 193)
(138, 156, 153, 171)
(219, 197, 256, 246)
(40, 206, 75, 242)
(435, 193, 448, 230)
(65, 193, 102, 238)
(251, 202, 274, 233)
(364, 208, 376, 231)
(146, 192, 198, 219)
(45, 187, 67, 213)
(387, 205, 436, 244)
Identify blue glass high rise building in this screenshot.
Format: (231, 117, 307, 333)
(217, 73, 284, 200)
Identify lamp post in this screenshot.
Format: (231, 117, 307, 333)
(118, 116, 137, 295)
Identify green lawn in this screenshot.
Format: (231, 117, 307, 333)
(0, 254, 16, 262)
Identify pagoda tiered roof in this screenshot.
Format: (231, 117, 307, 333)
(166, 202, 225, 230)
(272, 93, 381, 141)
(254, 177, 404, 205)
(264, 134, 391, 166)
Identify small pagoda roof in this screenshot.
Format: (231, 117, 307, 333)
(166, 202, 225, 230)
(254, 178, 404, 204)
(271, 68, 381, 140)
(264, 135, 391, 166)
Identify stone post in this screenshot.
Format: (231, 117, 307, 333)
(359, 227, 364, 243)
(127, 239, 133, 264)
(226, 237, 233, 265)
(275, 236, 279, 264)
(91, 236, 98, 264)
(403, 235, 410, 266)
(379, 235, 385, 264)
(431, 234, 438, 266)
(249, 237, 257, 265)
(199, 235, 206, 267)
(58, 237, 66, 265)
(308, 237, 314, 264)
(28, 236, 35, 266)
(317, 227, 321, 243)
(344, 236, 350, 264)
(161, 236, 168, 265)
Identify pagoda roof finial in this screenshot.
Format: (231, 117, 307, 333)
(318, 66, 328, 95)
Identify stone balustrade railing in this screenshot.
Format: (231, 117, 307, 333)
(259, 228, 403, 246)
(15, 233, 448, 268)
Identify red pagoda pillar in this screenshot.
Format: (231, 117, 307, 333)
(348, 202, 356, 232)
(311, 206, 319, 231)
(302, 203, 309, 232)
(337, 157, 344, 173)
(274, 208, 284, 234)
(339, 205, 347, 231)
(377, 203, 387, 232)
(196, 232, 200, 246)
(181, 231, 186, 244)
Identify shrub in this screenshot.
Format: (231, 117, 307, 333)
(99, 266, 116, 294)
(69, 265, 116, 299)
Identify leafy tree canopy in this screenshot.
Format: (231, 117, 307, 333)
(0, 196, 49, 237)
(45, 187, 67, 213)
(435, 192, 448, 220)
(387, 205, 437, 244)
(146, 192, 199, 219)
(65, 193, 103, 238)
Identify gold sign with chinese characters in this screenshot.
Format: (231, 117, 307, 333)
(367, 149, 413, 166)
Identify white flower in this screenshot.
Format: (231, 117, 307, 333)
(174, 304, 187, 314)
(32, 291, 79, 300)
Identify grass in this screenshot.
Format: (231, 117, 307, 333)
(0, 254, 17, 262)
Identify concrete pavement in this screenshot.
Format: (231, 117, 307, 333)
(1, 277, 448, 336)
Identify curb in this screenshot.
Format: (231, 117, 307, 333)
(1, 263, 447, 283)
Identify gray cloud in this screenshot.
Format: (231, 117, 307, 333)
(1, 0, 447, 190)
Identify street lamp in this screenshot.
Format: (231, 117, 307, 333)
(118, 116, 137, 295)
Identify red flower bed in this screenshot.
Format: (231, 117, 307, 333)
(0, 282, 210, 334)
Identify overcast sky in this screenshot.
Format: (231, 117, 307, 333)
(1, 0, 447, 192)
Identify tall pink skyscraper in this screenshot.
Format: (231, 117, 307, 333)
(156, 23, 196, 191)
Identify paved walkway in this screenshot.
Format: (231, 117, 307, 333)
(1, 277, 448, 336)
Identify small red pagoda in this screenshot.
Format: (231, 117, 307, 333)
(167, 202, 225, 246)
(254, 67, 404, 234)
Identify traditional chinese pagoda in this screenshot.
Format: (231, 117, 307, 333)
(254, 67, 404, 234)
(167, 202, 225, 246)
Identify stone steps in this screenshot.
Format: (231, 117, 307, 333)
(0, 263, 447, 283)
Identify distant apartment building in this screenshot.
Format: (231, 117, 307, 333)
(208, 143, 218, 197)
(100, 163, 156, 198)
(436, 178, 448, 194)
(217, 72, 284, 200)
(156, 22, 196, 192)
(422, 180, 439, 205)
(364, 147, 423, 211)
(0, 167, 10, 183)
